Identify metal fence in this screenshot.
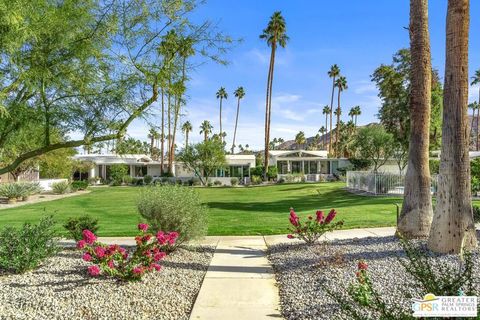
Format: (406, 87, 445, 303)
(346, 171, 438, 196)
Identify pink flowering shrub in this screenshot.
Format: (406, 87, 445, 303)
(77, 224, 178, 281)
(287, 208, 343, 244)
(348, 260, 373, 306)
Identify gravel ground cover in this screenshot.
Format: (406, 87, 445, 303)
(0, 245, 214, 320)
(268, 236, 480, 320)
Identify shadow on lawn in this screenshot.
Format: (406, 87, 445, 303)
(206, 189, 400, 214)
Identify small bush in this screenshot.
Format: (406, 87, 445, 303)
(137, 185, 207, 245)
(77, 224, 175, 281)
(250, 166, 263, 177)
(251, 175, 262, 185)
(0, 216, 58, 273)
(131, 177, 139, 185)
(473, 205, 480, 223)
(207, 181, 213, 187)
(71, 180, 88, 191)
(0, 183, 22, 200)
(267, 166, 278, 179)
(143, 175, 153, 185)
(213, 180, 222, 186)
(287, 208, 343, 244)
(136, 178, 144, 186)
(230, 177, 239, 186)
(51, 181, 71, 194)
(64, 215, 99, 241)
(277, 178, 285, 184)
(109, 164, 128, 185)
(122, 175, 133, 185)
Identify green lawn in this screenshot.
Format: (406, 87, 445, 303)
(0, 182, 404, 236)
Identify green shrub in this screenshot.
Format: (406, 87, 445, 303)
(267, 166, 278, 179)
(143, 175, 153, 185)
(207, 181, 213, 187)
(230, 177, 239, 186)
(349, 158, 373, 171)
(63, 215, 99, 241)
(0, 183, 22, 200)
(136, 178, 144, 186)
(473, 205, 480, 223)
(109, 164, 128, 185)
(251, 175, 262, 185)
(0, 216, 58, 273)
(250, 166, 263, 177)
(131, 177, 139, 185)
(429, 159, 440, 175)
(123, 175, 133, 185)
(137, 185, 207, 245)
(51, 181, 71, 194)
(71, 180, 88, 191)
(213, 180, 222, 186)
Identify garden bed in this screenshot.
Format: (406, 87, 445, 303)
(267, 236, 480, 320)
(0, 245, 214, 319)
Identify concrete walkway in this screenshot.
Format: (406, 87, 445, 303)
(189, 236, 282, 320)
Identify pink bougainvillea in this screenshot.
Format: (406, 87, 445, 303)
(287, 208, 343, 244)
(77, 227, 178, 281)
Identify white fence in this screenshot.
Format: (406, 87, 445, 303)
(346, 171, 438, 196)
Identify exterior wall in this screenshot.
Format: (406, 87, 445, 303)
(147, 165, 161, 177)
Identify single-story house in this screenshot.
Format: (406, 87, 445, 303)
(72, 153, 256, 184)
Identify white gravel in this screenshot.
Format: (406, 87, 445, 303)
(0, 246, 214, 320)
(267, 236, 480, 320)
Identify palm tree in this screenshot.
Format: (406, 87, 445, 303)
(471, 70, 480, 150)
(181, 121, 192, 148)
(295, 131, 306, 150)
(328, 64, 340, 155)
(216, 87, 228, 142)
(348, 107, 355, 123)
(231, 87, 246, 154)
(148, 128, 157, 156)
(319, 126, 327, 149)
(353, 105, 362, 127)
(334, 76, 347, 157)
(200, 120, 213, 142)
(260, 11, 289, 179)
(428, 0, 476, 253)
(322, 105, 330, 150)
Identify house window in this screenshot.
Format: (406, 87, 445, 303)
(306, 161, 318, 174)
(277, 161, 288, 174)
(291, 161, 302, 174)
(134, 166, 147, 177)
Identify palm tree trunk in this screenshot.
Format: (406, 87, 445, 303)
(160, 88, 165, 175)
(186, 132, 189, 148)
(329, 77, 336, 155)
(397, 0, 433, 238)
(231, 97, 241, 154)
(335, 90, 341, 157)
(167, 78, 172, 173)
(428, 0, 476, 253)
(355, 114, 358, 128)
(264, 43, 275, 179)
(476, 99, 479, 150)
(169, 96, 180, 173)
(219, 98, 223, 140)
(324, 114, 328, 149)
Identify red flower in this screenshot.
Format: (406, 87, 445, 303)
(324, 209, 337, 224)
(315, 210, 325, 224)
(154, 252, 166, 262)
(287, 234, 294, 239)
(133, 266, 143, 275)
(358, 260, 368, 271)
(289, 209, 300, 227)
(107, 260, 115, 269)
(82, 230, 96, 245)
(138, 223, 149, 232)
(88, 265, 101, 276)
(94, 246, 106, 258)
(77, 240, 87, 249)
(152, 263, 162, 271)
(82, 252, 92, 262)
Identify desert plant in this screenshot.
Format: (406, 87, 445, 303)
(251, 175, 262, 185)
(0, 216, 58, 273)
(287, 208, 343, 244)
(51, 181, 71, 194)
(0, 183, 22, 202)
(77, 224, 175, 281)
(230, 177, 239, 186)
(137, 185, 207, 245)
(143, 175, 153, 185)
(64, 215, 99, 241)
(71, 180, 88, 191)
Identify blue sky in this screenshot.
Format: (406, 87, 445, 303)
(127, 0, 480, 151)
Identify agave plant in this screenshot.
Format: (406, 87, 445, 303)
(0, 183, 23, 203)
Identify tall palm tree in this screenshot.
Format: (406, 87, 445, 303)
(470, 70, 480, 150)
(216, 87, 228, 142)
(231, 87, 246, 154)
(353, 105, 362, 128)
(295, 131, 306, 150)
(334, 76, 347, 157)
(260, 11, 289, 179)
(348, 107, 355, 123)
(398, 0, 434, 239)
(428, 0, 476, 253)
(319, 126, 327, 149)
(322, 105, 330, 150)
(328, 64, 340, 155)
(199, 120, 213, 142)
(181, 121, 192, 148)
(148, 128, 157, 156)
